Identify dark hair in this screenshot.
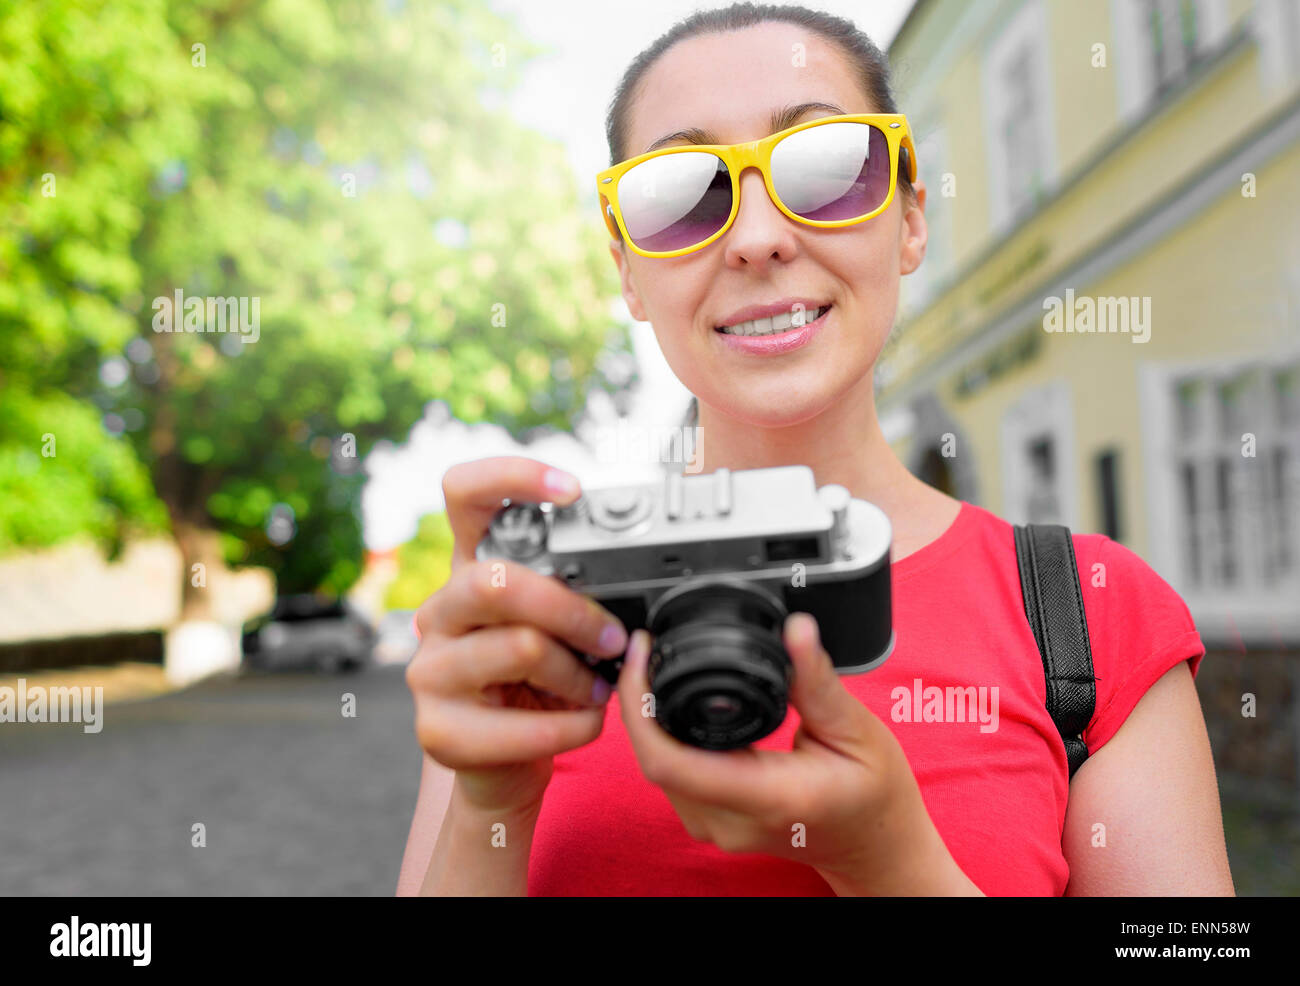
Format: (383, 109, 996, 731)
(604, 2, 914, 199)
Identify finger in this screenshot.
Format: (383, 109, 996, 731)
(423, 624, 611, 708)
(783, 613, 877, 754)
(415, 697, 606, 769)
(442, 456, 582, 567)
(668, 796, 766, 847)
(617, 630, 790, 817)
(416, 559, 627, 658)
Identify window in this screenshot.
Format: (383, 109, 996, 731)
(1170, 362, 1300, 594)
(1000, 379, 1077, 528)
(982, 0, 1056, 232)
(1113, 0, 1229, 120)
(1266, 365, 1299, 582)
(1025, 435, 1061, 523)
(1095, 449, 1123, 541)
(1255, 0, 1300, 90)
(1286, 0, 1300, 72)
(1000, 49, 1046, 219)
(1140, 0, 1202, 93)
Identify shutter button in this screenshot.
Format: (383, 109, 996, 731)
(592, 488, 649, 530)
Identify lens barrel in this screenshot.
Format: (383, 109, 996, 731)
(646, 581, 792, 750)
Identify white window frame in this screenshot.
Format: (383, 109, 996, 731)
(1255, 0, 1300, 93)
(1111, 0, 1231, 122)
(1139, 349, 1300, 643)
(1000, 378, 1080, 529)
(981, 0, 1058, 235)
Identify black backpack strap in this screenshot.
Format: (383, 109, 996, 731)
(1012, 523, 1097, 780)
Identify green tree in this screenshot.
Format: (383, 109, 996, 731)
(2, 0, 627, 613)
(0, 389, 167, 557)
(0, 0, 185, 556)
(384, 511, 454, 612)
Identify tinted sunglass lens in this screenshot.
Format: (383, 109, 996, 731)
(617, 152, 731, 253)
(770, 122, 891, 221)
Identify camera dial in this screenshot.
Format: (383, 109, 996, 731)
(487, 502, 548, 560)
(590, 488, 651, 531)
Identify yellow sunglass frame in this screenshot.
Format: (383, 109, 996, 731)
(596, 113, 917, 259)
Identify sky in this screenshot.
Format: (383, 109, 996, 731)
(362, 0, 918, 551)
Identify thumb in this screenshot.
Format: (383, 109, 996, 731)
(784, 612, 873, 751)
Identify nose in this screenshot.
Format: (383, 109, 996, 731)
(721, 165, 798, 269)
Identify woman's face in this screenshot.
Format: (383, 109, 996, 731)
(610, 22, 927, 427)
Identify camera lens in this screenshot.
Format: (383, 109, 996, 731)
(701, 695, 741, 725)
(646, 581, 792, 750)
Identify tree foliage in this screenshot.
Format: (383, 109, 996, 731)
(383, 511, 454, 612)
(0, 0, 625, 601)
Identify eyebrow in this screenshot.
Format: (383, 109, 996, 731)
(643, 101, 848, 153)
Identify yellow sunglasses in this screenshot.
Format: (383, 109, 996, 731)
(596, 113, 917, 259)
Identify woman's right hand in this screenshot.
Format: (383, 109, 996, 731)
(405, 456, 629, 821)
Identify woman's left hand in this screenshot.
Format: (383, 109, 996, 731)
(616, 614, 983, 896)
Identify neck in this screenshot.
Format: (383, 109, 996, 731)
(690, 373, 928, 522)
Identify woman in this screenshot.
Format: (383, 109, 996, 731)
(396, 3, 1235, 896)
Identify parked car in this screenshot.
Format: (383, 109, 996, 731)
(241, 595, 376, 673)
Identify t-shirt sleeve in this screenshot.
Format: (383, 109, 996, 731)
(1077, 535, 1205, 755)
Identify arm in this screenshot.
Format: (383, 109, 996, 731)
(1061, 661, 1234, 895)
(395, 457, 620, 897)
(396, 755, 540, 896)
(395, 755, 454, 896)
(817, 800, 985, 896)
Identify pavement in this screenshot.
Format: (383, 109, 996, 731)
(3, 659, 1294, 896)
(0, 664, 424, 895)
(0, 662, 175, 708)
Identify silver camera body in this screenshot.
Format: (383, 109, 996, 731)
(477, 465, 893, 749)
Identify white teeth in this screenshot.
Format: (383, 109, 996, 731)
(720, 305, 828, 336)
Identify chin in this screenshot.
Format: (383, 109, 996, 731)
(702, 387, 841, 429)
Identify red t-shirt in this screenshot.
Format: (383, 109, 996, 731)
(526, 500, 1206, 896)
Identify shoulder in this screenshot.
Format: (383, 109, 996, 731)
(955, 505, 1197, 661)
(1072, 534, 1205, 754)
(950, 508, 1205, 755)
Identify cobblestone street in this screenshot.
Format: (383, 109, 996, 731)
(2, 662, 1296, 895)
(0, 665, 422, 895)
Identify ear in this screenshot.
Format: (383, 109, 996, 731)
(898, 178, 928, 276)
(607, 238, 648, 322)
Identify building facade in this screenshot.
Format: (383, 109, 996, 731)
(883, 0, 1300, 792)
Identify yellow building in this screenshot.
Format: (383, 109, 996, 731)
(883, 0, 1300, 669)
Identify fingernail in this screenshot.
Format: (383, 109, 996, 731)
(628, 629, 650, 666)
(805, 613, 820, 644)
(543, 468, 581, 501)
(591, 678, 612, 704)
(598, 622, 627, 653)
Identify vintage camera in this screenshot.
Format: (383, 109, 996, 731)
(476, 465, 893, 750)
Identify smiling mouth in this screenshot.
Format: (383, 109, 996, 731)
(715, 304, 831, 336)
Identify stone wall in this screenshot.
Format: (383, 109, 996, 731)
(0, 536, 273, 651)
(1196, 648, 1300, 796)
